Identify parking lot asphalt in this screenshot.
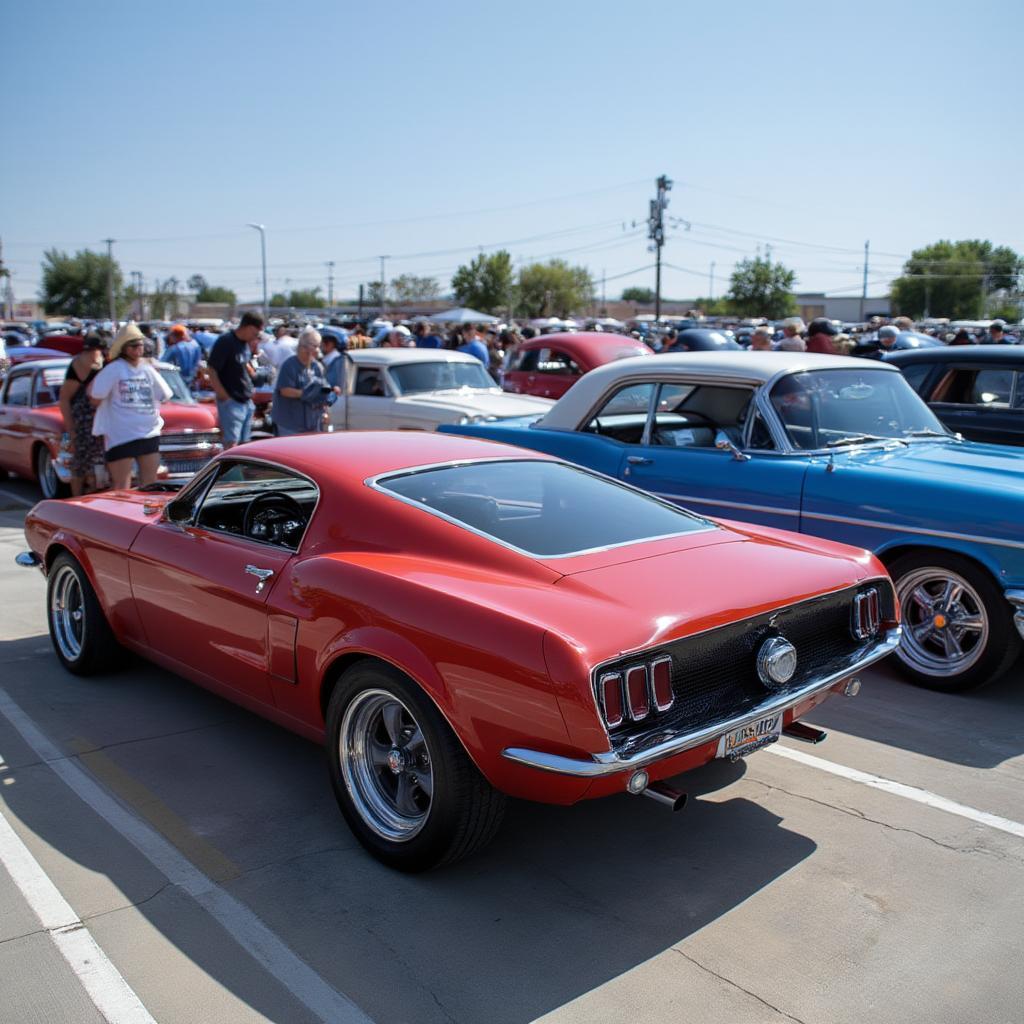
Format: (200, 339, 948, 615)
(0, 490, 1021, 1024)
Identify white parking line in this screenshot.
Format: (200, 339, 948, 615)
(767, 744, 1024, 839)
(0, 796, 157, 1023)
(0, 487, 35, 509)
(0, 687, 374, 1024)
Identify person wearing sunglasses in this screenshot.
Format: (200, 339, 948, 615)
(89, 323, 172, 490)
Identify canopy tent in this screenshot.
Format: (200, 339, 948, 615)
(428, 307, 500, 324)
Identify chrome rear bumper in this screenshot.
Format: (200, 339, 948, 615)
(502, 627, 901, 778)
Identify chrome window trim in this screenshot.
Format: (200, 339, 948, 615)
(366, 457, 718, 561)
(167, 455, 321, 555)
(504, 627, 901, 777)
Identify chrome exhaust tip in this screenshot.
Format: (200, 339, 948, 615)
(641, 781, 687, 812)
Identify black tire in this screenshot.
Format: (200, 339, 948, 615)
(36, 446, 70, 500)
(326, 659, 506, 871)
(888, 550, 1020, 692)
(46, 553, 121, 675)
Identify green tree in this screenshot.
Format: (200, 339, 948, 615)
(41, 248, 124, 317)
(269, 292, 289, 307)
(187, 274, 208, 293)
(621, 286, 655, 303)
(890, 240, 1022, 319)
(390, 274, 441, 303)
(691, 296, 732, 316)
(195, 284, 237, 304)
(147, 277, 181, 320)
(726, 256, 797, 318)
(451, 250, 514, 313)
(288, 288, 324, 308)
(516, 259, 593, 318)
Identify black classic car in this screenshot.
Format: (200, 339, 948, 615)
(885, 346, 1024, 447)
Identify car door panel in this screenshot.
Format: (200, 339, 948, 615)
(129, 522, 294, 705)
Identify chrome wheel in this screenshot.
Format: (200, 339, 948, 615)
(50, 564, 86, 662)
(339, 689, 434, 842)
(37, 447, 59, 499)
(896, 567, 989, 678)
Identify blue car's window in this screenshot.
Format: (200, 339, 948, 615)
(584, 382, 657, 443)
(770, 369, 946, 450)
(377, 459, 714, 557)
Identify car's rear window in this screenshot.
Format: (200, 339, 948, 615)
(375, 459, 713, 557)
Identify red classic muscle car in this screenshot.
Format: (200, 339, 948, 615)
(0, 358, 222, 497)
(18, 432, 899, 870)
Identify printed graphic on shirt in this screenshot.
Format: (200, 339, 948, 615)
(117, 377, 155, 412)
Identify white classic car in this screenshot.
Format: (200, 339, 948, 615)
(328, 348, 554, 431)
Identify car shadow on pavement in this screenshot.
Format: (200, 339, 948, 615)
(805, 654, 1024, 769)
(0, 635, 817, 1024)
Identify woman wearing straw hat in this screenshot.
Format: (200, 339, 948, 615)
(89, 323, 172, 490)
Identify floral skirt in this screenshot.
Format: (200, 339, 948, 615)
(70, 399, 105, 477)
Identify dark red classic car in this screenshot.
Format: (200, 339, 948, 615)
(502, 332, 653, 399)
(18, 432, 899, 870)
(0, 358, 222, 497)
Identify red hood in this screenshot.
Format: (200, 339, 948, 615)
(160, 402, 219, 432)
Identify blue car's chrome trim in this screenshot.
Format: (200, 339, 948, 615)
(654, 492, 1024, 553)
(1006, 590, 1024, 641)
(502, 627, 901, 778)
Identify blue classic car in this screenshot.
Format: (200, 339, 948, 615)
(442, 352, 1024, 692)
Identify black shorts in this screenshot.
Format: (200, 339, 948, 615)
(105, 435, 161, 463)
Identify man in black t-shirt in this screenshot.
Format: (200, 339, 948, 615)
(208, 312, 264, 447)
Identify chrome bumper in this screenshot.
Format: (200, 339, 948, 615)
(502, 627, 902, 778)
(1006, 590, 1024, 641)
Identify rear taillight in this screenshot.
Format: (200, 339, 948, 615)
(651, 656, 674, 711)
(625, 666, 650, 721)
(852, 588, 881, 640)
(598, 655, 675, 729)
(599, 672, 624, 728)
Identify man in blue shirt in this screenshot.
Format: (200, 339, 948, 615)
(162, 324, 202, 387)
(458, 324, 490, 365)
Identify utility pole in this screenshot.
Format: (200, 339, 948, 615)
(378, 255, 389, 317)
(357, 284, 364, 320)
(326, 261, 335, 312)
(0, 236, 10, 320)
(103, 238, 116, 325)
(709, 261, 716, 301)
(859, 240, 870, 322)
(601, 268, 606, 314)
(247, 223, 268, 323)
(647, 175, 672, 322)
(131, 270, 145, 319)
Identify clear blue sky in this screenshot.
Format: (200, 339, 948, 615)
(3, 0, 1021, 306)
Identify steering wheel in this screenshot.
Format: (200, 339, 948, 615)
(242, 492, 306, 547)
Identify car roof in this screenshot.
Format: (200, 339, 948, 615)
(232, 430, 554, 483)
(536, 351, 899, 430)
(345, 348, 480, 366)
(517, 331, 652, 357)
(885, 344, 1024, 364)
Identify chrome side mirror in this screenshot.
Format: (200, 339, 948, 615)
(715, 436, 751, 462)
(163, 499, 193, 526)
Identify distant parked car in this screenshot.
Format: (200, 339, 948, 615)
(853, 331, 943, 357)
(885, 345, 1024, 446)
(0, 358, 221, 498)
(328, 348, 552, 431)
(502, 332, 653, 399)
(665, 329, 741, 353)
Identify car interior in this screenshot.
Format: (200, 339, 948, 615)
(177, 463, 318, 549)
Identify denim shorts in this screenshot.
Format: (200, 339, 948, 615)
(217, 398, 255, 444)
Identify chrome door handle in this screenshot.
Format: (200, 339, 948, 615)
(627, 455, 653, 465)
(244, 565, 275, 594)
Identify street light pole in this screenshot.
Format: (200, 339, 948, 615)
(647, 175, 672, 323)
(326, 261, 335, 312)
(378, 255, 389, 318)
(247, 223, 268, 323)
(103, 238, 116, 326)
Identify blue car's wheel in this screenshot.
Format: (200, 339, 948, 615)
(890, 552, 1020, 691)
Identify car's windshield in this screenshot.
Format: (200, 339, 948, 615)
(389, 361, 495, 395)
(377, 459, 713, 557)
(157, 365, 196, 404)
(769, 368, 948, 451)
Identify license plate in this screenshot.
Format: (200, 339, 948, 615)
(717, 712, 783, 759)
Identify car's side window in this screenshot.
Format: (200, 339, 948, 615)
(537, 350, 580, 376)
(582, 382, 656, 444)
(194, 461, 318, 550)
(748, 410, 776, 450)
(354, 368, 386, 397)
(513, 349, 540, 372)
(3, 373, 32, 407)
(899, 363, 933, 395)
(650, 383, 753, 449)
(970, 369, 1013, 408)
